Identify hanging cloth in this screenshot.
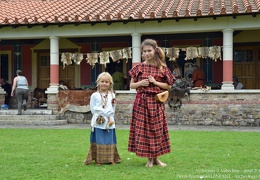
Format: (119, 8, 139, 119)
(109, 50, 123, 62)
(71, 53, 84, 65)
(198, 47, 210, 58)
(61, 52, 73, 69)
(86, 53, 98, 68)
(209, 46, 222, 62)
(99, 51, 110, 68)
(122, 47, 132, 63)
(185, 47, 198, 60)
(166, 47, 180, 61)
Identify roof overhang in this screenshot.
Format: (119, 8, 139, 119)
(0, 12, 259, 29)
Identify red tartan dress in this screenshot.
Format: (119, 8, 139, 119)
(128, 63, 175, 158)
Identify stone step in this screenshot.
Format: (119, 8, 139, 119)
(0, 115, 60, 120)
(0, 119, 68, 126)
(0, 109, 52, 115)
(0, 109, 68, 126)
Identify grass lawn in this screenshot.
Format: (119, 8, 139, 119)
(0, 128, 259, 180)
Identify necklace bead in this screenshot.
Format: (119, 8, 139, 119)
(100, 91, 108, 108)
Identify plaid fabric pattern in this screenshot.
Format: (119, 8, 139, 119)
(85, 128, 121, 164)
(86, 143, 121, 164)
(129, 63, 175, 94)
(128, 63, 175, 158)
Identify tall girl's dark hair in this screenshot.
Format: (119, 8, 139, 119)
(141, 39, 166, 69)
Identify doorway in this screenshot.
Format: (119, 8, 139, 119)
(0, 51, 12, 83)
(37, 52, 75, 89)
(233, 47, 260, 89)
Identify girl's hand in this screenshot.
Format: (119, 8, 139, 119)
(11, 92, 14, 96)
(140, 79, 150, 87)
(148, 75, 156, 84)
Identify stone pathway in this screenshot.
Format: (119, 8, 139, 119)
(0, 124, 259, 132)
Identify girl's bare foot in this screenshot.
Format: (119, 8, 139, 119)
(145, 158, 154, 168)
(154, 158, 167, 167)
(83, 160, 91, 165)
(96, 162, 102, 166)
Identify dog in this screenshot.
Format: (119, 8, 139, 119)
(168, 78, 190, 110)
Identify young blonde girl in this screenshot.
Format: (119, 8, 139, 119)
(83, 72, 121, 165)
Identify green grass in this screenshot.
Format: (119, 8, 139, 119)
(0, 128, 259, 180)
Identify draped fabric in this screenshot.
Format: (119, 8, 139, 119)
(99, 51, 110, 67)
(86, 53, 99, 68)
(71, 53, 83, 65)
(110, 50, 123, 62)
(166, 47, 180, 61)
(61, 52, 72, 69)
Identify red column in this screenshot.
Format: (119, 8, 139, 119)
(50, 64, 59, 84)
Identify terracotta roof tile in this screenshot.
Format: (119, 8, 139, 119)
(0, 0, 259, 27)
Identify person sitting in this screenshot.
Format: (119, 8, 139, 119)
(233, 76, 244, 89)
(172, 62, 182, 79)
(112, 66, 127, 90)
(59, 80, 68, 90)
(192, 65, 205, 88)
(0, 78, 12, 106)
(33, 87, 47, 107)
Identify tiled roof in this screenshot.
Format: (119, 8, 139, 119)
(0, 0, 259, 27)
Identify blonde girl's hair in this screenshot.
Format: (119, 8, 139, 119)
(141, 39, 166, 69)
(96, 72, 114, 92)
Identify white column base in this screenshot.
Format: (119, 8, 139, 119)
(221, 82, 234, 90)
(0, 87, 6, 94)
(45, 84, 59, 94)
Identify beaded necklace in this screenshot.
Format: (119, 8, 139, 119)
(99, 91, 108, 108)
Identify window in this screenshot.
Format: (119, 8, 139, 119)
(245, 50, 253, 62)
(40, 56, 49, 66)
(234, 50, 243, 62)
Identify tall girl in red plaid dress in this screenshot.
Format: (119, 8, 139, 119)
(128, 39, 175, 167)
(83, 72, 121, 165)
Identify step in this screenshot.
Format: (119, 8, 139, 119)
(0, 109, 68, 126)
(0, 109, 52, 115)
(0, 119, 68, 126)
(0, 115, 60, 120)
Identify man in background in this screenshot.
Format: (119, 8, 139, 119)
(1, 78, 12, 106)
(112, 66, 127, 90)
(233, 76, 244, 89)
